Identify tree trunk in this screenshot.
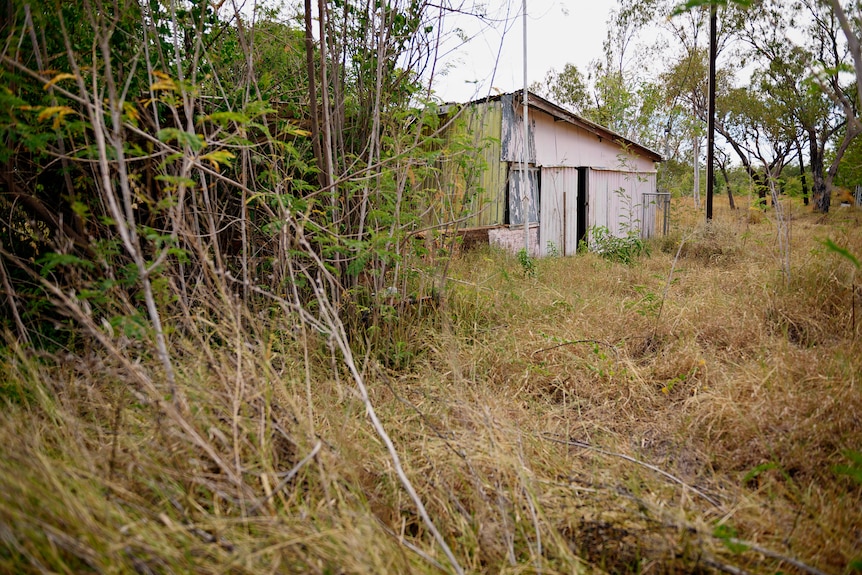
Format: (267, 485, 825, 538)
(826, 122, 862, 202)
(808, 129, 829, 213)
(718, 162, 736, 209)
(754, 171, 768, 207)
(693, 136, 700, 208)
(303, 0, 325, 189)
(796, 138, 809, 206)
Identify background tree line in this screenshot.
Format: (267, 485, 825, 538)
(530, 0, 862, 213)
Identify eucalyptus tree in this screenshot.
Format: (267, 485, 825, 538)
(833, 131, 862, 191)
(717, 83, 797, 202)
(530, 63, 590, 114)
(660, 44, 750, 205)
(590, 0, 669, 146)
(733, 0, 859, 212)
(714, 146, 737, 209)
(826, 0, 862, 199)
(830, 0, 862, 123)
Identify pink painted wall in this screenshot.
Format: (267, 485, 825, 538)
(589, 169, 657, 238)
(531, 111, 656, 172)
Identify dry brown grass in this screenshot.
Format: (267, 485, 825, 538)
(1, 194, 861, 574)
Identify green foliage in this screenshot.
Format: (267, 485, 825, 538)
(834, 129, 862, 190)
(823, 239, 861, 270)
(0, 0, 454, 348)
(833, 450, 862, 486)
(36, 253, 95, 276)
(156, 128, 205, 152)
(625, 284, 660, 317)
(672, 0, 751, 16)
(588, 226, 649, 264)
(742, 461, 780, 485)
(531, 63, 589, 113)
(712, 523, 749, 554)
(517, 248, 536, 277)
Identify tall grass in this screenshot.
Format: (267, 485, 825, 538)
(2, 196, 861, 574)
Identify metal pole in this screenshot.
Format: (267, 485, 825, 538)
(706, 3, 717, 221)
(522, 0, 530, 254)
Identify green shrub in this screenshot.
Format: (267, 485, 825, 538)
(587, 226, 649, 264)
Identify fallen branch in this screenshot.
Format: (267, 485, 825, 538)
(727, 538, 831, 575)
(540, 433, 723, 508)
(703, 557, 752, 575)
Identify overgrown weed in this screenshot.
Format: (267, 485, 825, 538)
(2, 196, 861, 573)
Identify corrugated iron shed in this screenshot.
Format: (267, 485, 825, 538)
(433, 91, 666, 255)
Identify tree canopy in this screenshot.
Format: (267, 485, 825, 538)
(530, 0, 862, 211)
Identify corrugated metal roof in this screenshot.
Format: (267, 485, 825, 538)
(449, 91, 663, 163)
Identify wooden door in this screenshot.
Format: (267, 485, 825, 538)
(540, 167, 579, 256)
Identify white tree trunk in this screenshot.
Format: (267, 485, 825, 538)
(693, 136, 701, 209)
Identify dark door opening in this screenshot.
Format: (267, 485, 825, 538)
(577, 167, 588, 248)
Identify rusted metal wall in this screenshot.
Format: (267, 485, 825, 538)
(500, 94, 537, 164)
(508, 167, 539, 225)
(540, 167, 579, 256)
(588, 169, 658, 238)
(435, 101, 507, 228)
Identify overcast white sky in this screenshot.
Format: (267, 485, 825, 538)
(430, 0, 619, 103)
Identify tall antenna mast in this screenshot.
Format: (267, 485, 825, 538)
(521, 0, 530, 254)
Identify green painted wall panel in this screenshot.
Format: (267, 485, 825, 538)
(434, 100, 508, 229)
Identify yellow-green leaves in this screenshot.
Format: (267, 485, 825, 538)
(283, 125, 312, 137)
(156, 127, 234, 171)
(199, 150, 235, 172)
(36, 106, 76, 129)
(149, 71, 177, 92)
(197, 111, 249, 126)
(42, 72, 77, 90)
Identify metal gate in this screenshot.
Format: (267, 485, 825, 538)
(641, 192, 671, 238)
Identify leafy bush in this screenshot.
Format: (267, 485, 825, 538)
(517, 248, 536, 277)
(587, 225, 649, 264)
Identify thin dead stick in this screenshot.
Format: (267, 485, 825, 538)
(376, 366, 465, 461)
(703, 558, 752, 575)
(657, 509, 831, 575)
(0, 247, 249, 495)
(727, 538, 830, 575)
(309, 278, 465, 575)
(374, 518, 448, 574)
(540, 434, 722, 508)
(248, 441, 322, 515)
(223, 243, 464, 574)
